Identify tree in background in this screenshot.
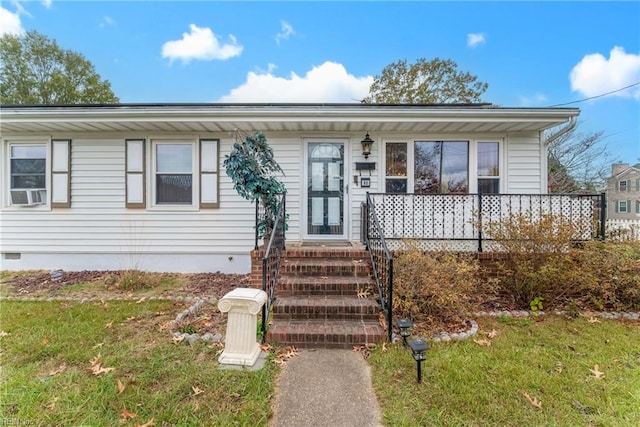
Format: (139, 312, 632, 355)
(365, 57, 488, 104)
(547, 128, 610, 193)
(1, 30, 119, 104)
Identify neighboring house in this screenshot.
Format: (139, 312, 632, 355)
(606, 162, 640, 220)
(0, 103, 583, 273)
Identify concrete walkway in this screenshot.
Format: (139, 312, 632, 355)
(271, 349, 383, 427)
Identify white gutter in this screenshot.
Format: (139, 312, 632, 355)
(543, 115, 577, 146)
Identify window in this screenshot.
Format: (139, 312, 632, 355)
(617, 200, 629, 213)
(145, 139, 219, 209)
(154, 142, 194, 205)
(414, 141, 468, 194)
(618, 180, 628, 192)
(9, 144, 46, 205)
(636, 201, 640, 214)
(385, 142, 407, 193)
(477, 142, 500, 194)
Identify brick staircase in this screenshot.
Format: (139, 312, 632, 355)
(265, 243, 386, 349)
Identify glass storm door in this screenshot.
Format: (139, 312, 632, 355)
(307, 142, 345, 237)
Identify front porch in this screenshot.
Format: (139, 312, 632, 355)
(253, 192, 606, 347)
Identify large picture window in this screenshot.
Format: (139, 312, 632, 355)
(414, 141, 468, 194)
(155, 143, 193, 205)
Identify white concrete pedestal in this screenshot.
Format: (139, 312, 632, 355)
(218, 287, 267, 367)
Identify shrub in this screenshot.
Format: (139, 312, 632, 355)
(393, 244, 485, 332)
(118, 269, 162, 291)
(483, 213, 584, 308)
(578, 241, 640, 311)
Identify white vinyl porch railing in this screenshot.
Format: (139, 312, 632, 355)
(606, 219, 640, 241)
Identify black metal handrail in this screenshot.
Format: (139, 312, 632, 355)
(260, 192, 286, 340)
(367, 192, 606, 251)
(364, 193, 394, 342)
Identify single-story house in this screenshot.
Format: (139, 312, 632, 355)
(0, 103, 584, 273)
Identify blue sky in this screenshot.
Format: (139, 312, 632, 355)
(2, 1, 639, 164)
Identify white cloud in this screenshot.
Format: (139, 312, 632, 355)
(218, 61, 373, 102)
(0, 6, 24, 36)
(518, 93, 548, 107)
(275, 20, 295, 45)
(161, 24, 243, 63)
(570, 46, 640, 99)
(41, 0, 52, 8)
(467, 33, 486, 48)
(99, 15, 115, 29)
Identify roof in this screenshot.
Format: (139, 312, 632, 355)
(0, 103, 580, 135)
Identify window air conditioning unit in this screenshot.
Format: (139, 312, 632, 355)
(10, 189, 46, 206)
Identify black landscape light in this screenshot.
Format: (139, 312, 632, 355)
(360, 133, 374, 160)
(396, 318, 412, 346)
(408, 338, 430, 383)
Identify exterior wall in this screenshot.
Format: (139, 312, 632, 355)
(606, 163, 640, 220)
(1, 129, 547, 273)
(1, 134, 257, 273)
(505, 133, 544, 194)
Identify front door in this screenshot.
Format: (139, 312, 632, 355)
(307, 142, 345, 238)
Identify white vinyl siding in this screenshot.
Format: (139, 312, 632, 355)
(506, 133, 542, 194)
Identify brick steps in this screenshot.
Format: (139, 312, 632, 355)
(278, 276, 372, 296)
(266, 243, 386, 348)
(272, 296, 380, 320)
(267, 319, 385, 349)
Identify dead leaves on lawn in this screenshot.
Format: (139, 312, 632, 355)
(474, 329, 498, 347)
(590, 364, 605, 379)
(522, 391, 543, 409)
(270, 345, 299, 366)
(87, 353, 115, 376)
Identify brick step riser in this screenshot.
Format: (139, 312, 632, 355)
(283, 251, 370, 260)
(280, 265, 371, 276)
(272, 310, 380, 321)
(277, 283, 368, 295)
(265, 333, 385, 349)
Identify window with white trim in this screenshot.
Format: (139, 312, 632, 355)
(616, 200, 629, 213)
(385, 139, 498, 194)
(9, 143, 47, 206)
(477, 141, 500, 194)
(153, 142, 195, 205)
(147, 138, 219, 208)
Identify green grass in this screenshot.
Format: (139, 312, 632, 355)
(0, 300, 277, 426)
(370, 316, 640, 426)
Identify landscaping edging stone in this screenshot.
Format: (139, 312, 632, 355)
(168, 297, 226, 345)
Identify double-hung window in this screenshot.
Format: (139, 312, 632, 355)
(9, 144, 47, 205)
(154, 142, 194, 205)
(477, 142, 500, 194)
(618, 180, 628, 192)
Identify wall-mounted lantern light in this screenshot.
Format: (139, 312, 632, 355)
(408, 338, 430, 383)
(361, 133, 374, 160)
(396, 318, 413, 346)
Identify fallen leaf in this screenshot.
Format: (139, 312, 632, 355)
(120, 407, 137, 421)
(49, 363, 67, 376)
(103, 303, 109, 310)
(0, 331, 10, 338)
(587, 317, 601, 323)
(92, 342, 105, 349)
(556, 362, 564, 373)
(474, 338, 491, 347)
(88, 353, 115, 376)
(191, 386, 204, 396)
(136, 297, 146, 304)
(136, 419, 154, 427)
(357, 288, 370, 298)
(117, 379, 126, 394)
(260, 343, 273, 352)
(172, 336, 184, 345)
(158, 321, 170, 331)
(486, 329, 498, 339)
(105, 321, 113, 329)
(523, 392, 542, 409)
(46, 397, 59, 410)
(382, 342, 388, 352)
(41, 336, 49, 346)
(126, 316, 137, 322)
(590, 364, 605, 379)
(90, 353, 102, 366)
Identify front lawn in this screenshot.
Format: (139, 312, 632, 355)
(0, 300, 276, 426)
(370, 315, 640, 426)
